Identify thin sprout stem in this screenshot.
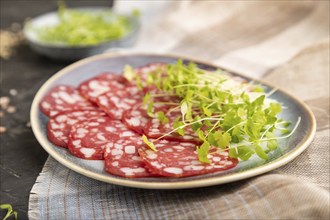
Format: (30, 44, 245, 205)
(266, 88, 278, 97)
(274, 120, 290, 129)
(227, 117, 301, 150)
(225, 120, 246, 133)
(173, 84, 232, 95)
(153, 102, 179, 106)
(260, 125, 274, 140)
(206, 100, 218, 108)
(165, 105, 180, 115)
(195, 74, 227, 83)
(205, 120, 221, 138)
(155, 117, 223, 141)
(259, 117, 301, 141)
(150, 93, 177, 97)
(173, 84, 205, 88)
(196, 93, 213, 101)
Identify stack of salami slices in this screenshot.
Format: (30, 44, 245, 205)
(40, 63, 238, 178)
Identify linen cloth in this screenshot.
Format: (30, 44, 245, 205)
(29, 1, 330, 219)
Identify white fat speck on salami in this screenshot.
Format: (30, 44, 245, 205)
(138, 140, 238, 177)
(47, 110, 106, 148)
(122, 104, 150, 135)
(67, 117, 137, 160)
(77, 73, 127, 103)
(96, 88, 142, 119)
(104, 135, 154, 178)
(40, 85, 97, 117)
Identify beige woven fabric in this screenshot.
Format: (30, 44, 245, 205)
(29, 1, 330, 219)
(29, 159, 330, 219)
(264, 40, 330, 191)
(133, 1, 329, 77)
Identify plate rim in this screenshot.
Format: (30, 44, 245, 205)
(30, 52, 316, 189)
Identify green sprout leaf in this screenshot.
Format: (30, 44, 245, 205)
(180, 101, 188, 119)
(157, 111, 169, 124)
(142, 135, 157, 151)
(207, 132, 218, 146)
(228, 147, 238, 159)
(123, 65, 136, 81)
(197, 142, 211, 163)
(236, 146, 254, 161)
(214, 131, 231, 149)
(253, 86, 264, 93)
(255, 145, 268, 160)
(173, 118, 185, 136)
(132, 8, 141, 17)
(202, 106, 212, 117)
(147, 102, 154, 117)
(265, 132, 278, 150)
(143, 93, 151, 105)
(197, 129, 206, 141)
(136, 75, 143, 90)
(0, 204, 18, 220)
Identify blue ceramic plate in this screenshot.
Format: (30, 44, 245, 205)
(30, 53, 316, 189)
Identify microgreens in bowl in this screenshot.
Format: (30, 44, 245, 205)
(31, 2, 137, 46)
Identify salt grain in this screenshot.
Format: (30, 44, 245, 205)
(0, 126, 6, 133)
(7, 106, 16, 113)
(9, 89, 17, 96)
(0, 96, 10, 109)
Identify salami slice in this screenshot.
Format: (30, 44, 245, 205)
(47, 110, 106, 148)
(104, 135, 153, 178)
(78, 73, 127, 103)
(96, 87, 142, 119)
(121, 99, 199, 142)
(138, 140, 238, 177)
(126, 63, 166, 91)
(67, 117, 137, 160)
(145, 109, 199, 143)
(122, 104, 150, 135)
(40, 85, 97, 117)
(134, 63, 166, 81)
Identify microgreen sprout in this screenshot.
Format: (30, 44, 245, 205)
(0, 204, 18, 220)
(125, 60, 298, 163)
(33, 1, 136, 46)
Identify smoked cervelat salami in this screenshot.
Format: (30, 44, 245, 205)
(104, 135, 153, 178)
(67, 117, 137, 160)
(134, 63, 166, 81)
(47, 110, 106, 148)
(138, 140, 238, 177)
(122, 103, 199, 143)
(39, 63, 242, 179)
(40, 85, 97, 117)
(122, 104, 150, 135)
(77, 73, 127, 103)
(145, 109, 200, 143)
(96, 88, 142, 119)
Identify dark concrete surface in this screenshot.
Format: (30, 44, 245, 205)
(0, 1, 113, 219)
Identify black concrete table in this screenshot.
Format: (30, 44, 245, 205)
(0, 1, 113, 219)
